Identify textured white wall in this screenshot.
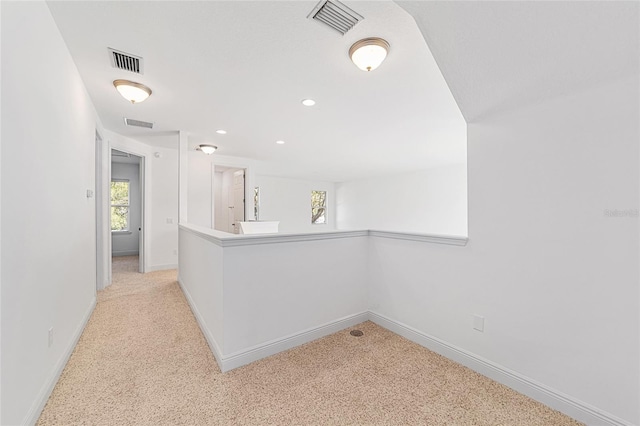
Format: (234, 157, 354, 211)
(187, 151, 213, 229)
(222, 236, 368, 354)
(1, 3, 101, 424)
(368, 76, 639, 424)
(111, 162, 141, 256)
(254, 175, 336, 233)
(336, 164, 468, 236)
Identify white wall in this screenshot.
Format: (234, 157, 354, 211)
(187, 150, 213, 229)
(336, 164, 467, 236)
(254, 175, 336, 233)
(178, 225, 369, 371)
(1, 2, 101, 424)
(178, 227, 225, 356)
(106, 130, 179, 271)
(111, 162, 141, 256)
(222, 236, 367, 354)
(368, 75, 639, 424)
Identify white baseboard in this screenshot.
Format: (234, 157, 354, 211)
(146, 263, 177, 272)
(219, 312, 369, 372)
(177, 278, 224, 368)
(23, 297, 96, 426)
(112, 250, 139, 257)
(368, 312, 635, 426)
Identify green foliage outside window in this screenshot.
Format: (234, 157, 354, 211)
(111, 181, 130, 231)
(311, 190, 326, 224)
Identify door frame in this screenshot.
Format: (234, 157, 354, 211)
(95, 130, 109, 291)
(107, 143, 149, 276)
(211, 161, 253, 231)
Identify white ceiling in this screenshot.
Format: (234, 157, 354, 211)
(47, 1, 466, 182)
(397, 1, 639, 122)
(48, 1, 637, 182)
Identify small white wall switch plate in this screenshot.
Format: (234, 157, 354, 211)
(166, 218, 173, 224)
(48, 327, 54, 347)
(473, 315, 485, 332)
(86, 189, 94, 198)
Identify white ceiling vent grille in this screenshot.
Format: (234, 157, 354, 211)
(109, 48, 144, 74)
(124, 118, 154, 129)
(307, 0, 363, 35)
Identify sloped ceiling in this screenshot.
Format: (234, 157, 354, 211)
(396, 1, 640, 122)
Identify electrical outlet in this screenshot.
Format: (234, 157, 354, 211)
(48, 327, 54, 347)
(166, 218, 174, 224)
(473, 315, 484, 332)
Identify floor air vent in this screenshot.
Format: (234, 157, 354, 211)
(308, 0, 363, 35)
(109, 48, 144, 74)
(124, 118, 154, 129)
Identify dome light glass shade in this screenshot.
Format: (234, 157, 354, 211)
(199, 144, 217, 155)
(349, 38, 390, 72)
(113, 80, 152, 103)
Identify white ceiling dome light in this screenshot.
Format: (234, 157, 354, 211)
(349, 38, 390, 72)
(113, 79, 152, 103)
(198, 144, 218, 154)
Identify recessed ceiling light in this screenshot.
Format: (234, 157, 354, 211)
(302, 99, 316, 106)
(276, 140, 285, 145)
(216, 129, 227, 134)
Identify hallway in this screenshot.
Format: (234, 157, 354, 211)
(36, 262, 581, 425)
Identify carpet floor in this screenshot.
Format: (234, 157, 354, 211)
(37, 256, 582, 425)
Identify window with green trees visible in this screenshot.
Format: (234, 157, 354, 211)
(111, 180, 130, 231)
(311, 190, 326, 224)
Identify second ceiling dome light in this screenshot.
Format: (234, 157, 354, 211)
(349, 38, 390, 72)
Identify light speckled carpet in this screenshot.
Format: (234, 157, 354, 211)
(37, 256, 582, 425)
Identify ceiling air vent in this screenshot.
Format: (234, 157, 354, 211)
(307, 0, 363, 35)
(109, 48, 144, 74)
(124, 118, 154, 129)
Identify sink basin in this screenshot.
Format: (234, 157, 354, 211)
(239, 221, 279, 235)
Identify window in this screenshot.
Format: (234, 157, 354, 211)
(111, 180, 130, 231)
(311, 190, 327, 224)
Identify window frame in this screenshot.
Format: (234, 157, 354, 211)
(110, 179, 131, 233)
(311, 190, 327, 225)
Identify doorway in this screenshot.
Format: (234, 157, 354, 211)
(213, 166, 245, 234)
(110, 149, 145, 274)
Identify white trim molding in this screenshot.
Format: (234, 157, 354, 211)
(368, 230, 468, 246)
(146, 263, 178, 272)
(219, 312, 369, 372)
(24, 297, 96, 426)
(368, 312, 635, 426)
(179, 223, 466, 248)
